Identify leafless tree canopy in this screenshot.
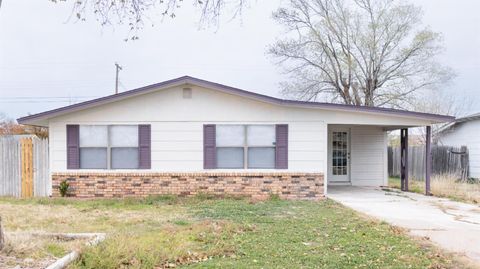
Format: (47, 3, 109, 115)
(269, 0, 452, 108)
(0, 113, 49, 138)
(51, 0, 250, 37)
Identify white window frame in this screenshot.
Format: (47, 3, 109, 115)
(216, 125, 276, 169)
(79, 125, 139, 170)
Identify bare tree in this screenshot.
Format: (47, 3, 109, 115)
(50, 0, 250, 38)
(269, 0, 452, 108)
(0, 112, 49, 138)
(412, 90, 471, 143)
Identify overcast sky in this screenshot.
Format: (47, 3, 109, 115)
(0, 0, 479, 120)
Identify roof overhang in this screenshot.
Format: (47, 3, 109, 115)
(17, 76, 455, 126)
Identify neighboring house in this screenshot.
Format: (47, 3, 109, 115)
(17, 76, 453, 199)
(436, 113, 480, 179)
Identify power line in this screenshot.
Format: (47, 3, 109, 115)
(0, 96, 98, 99)
(0, 99, 92, 104)
(0, 96, 99, 103)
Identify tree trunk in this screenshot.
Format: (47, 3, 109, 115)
(0, 216, 4, 251)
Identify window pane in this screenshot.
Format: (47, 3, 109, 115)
(216, 125, 244, 147)
(248, 147, 275, 169)
(80, 148, 107, 169)
(111, 147, 139, 169)
(110, 125, 138, 147)
(247, 125, 275, 146)
(217, 147, 244, 168)
(80, 126, 108, 147)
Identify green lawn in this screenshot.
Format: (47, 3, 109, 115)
(0, 196, 465, 268)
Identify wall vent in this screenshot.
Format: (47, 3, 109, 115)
(183, 88, 192, 99)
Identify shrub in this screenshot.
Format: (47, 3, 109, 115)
(269, 193, 281, 201)
(59, 180, 69, 197)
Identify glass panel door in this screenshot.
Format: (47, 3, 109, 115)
(330, 130, 350, 182)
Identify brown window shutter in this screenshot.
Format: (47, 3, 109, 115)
(138, 124, 151, 169)
(203, 124, 216, 169)
(275, 124, 288, 169)
(66, 125, 80, 169)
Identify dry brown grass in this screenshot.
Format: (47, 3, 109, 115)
(390, 174, 480, 204)
(430, 174, 480, 203)
(0, 232, 88, 269)
(0, 200, 187, 233)
(0, 197, 190, 268)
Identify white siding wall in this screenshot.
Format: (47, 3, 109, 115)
(47, 84, 431, 181)
(438, 121, 480, 178)
(49, 86, 327, 173)
(350, 126, 388, 186)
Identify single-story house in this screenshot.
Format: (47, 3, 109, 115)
(436, 113, 480, 179)
(17, 76, 454, 199)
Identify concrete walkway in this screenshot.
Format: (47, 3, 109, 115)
(328, 186, 480, 264)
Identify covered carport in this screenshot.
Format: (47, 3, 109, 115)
(325, 123, 439, 196)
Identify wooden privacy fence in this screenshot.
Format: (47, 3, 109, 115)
(388, 145, 469, 181)
(0, 137, 49, 197)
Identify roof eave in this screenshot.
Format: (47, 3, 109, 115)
(16, 75, 455, 125)
(17, 76, 192, 125)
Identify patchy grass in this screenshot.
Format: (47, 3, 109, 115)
(390, 175, 480, 204)
(0, 196, 469, 269)
(389, 177, 424, 195)
(0, 232, 87, 269)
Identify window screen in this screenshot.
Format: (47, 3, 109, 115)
(80, 148, 107, 169)
(110, 125, 138, 147)
(79, 125, 108, 147)
(111, 148, 139, 169)
(247, 125, 275, 146)
(216, 125, 244, 147)
(217, 147, 244, 168)
(248, 147, 275, 168)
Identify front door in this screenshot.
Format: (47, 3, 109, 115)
(329, 129, 350, 183)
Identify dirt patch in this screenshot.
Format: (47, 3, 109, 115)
(0, 232, 88, 269)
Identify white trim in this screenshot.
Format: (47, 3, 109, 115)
(328, 127, 351, 183)
(383, 131, 389, 186)
(323, 124, 329, 196)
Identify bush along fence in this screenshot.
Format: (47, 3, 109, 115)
(0, 136, 50, 197)
(388, 145, 469, 181)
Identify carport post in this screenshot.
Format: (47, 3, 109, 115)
(400, 128, 409, 191)
(425, 126, 432, 195)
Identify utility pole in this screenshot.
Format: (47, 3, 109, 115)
(115, 62, 123, 94)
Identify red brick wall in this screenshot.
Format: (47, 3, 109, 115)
(51, 172, 324, 200)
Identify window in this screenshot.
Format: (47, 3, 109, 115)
(110, 126, 139, 169)
(332, 131, 348, 175)
(216, 125, 275, 169)
(79, 126, 108, 169)
(79, 125, 139, 169)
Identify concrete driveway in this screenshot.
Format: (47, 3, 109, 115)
(328, 186, 480, 264)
